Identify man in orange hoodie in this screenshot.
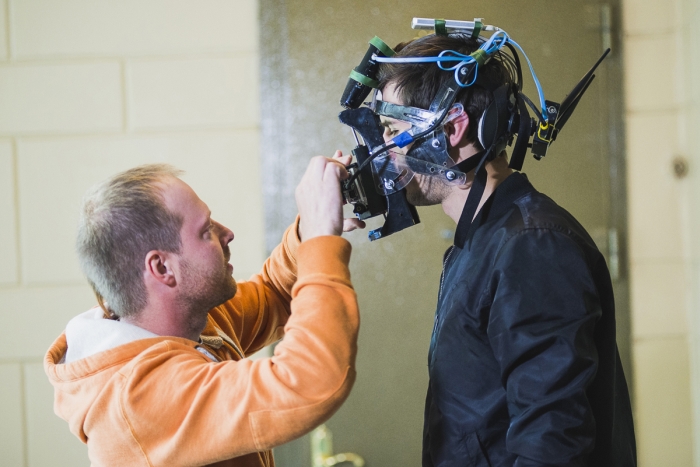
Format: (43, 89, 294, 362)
(44, 154, 363, 467)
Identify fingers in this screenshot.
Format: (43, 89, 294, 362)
(295, 152, 362, 241)
(295, 156, 345, 241)
(323, 157, 349, 182)
(324, 151, 351, 180)
(332, 150, 353, 168)
(304, 155, 330, 179)
(343, 218, 366, 232)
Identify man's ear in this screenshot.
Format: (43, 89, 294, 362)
(443, 111, 470, 148)
(144, 250, 177, 287)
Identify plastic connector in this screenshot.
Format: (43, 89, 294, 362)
(392, 132, 414, 148)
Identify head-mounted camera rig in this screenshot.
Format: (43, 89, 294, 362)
(338, 18, 609, 241)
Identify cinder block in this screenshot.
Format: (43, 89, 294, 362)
(0, 363, 24, 467)
(18, 131, 264, 285)
(633, 337, 693, 466)
(622, 0, 678, 35)
(17, 137, 149, 284)
(0, 285, 95, 359)
(0, 139, 17, 285)
(128, 56, 259, 130)
(0, 62, 122, 134)
(11, 0, 257, 58)
(24, 362, 89, 467)
(630, 260, 687, 338)
(626, 113, 684, 261)
(624, 34, 678, 112)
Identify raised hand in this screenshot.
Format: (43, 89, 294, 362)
(330, 150, 367, 233)
(295, 153, 348, 241)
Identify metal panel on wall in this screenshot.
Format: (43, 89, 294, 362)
(260, 2, 628, 465)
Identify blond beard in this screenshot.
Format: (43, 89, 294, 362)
(178, 258, 237, 334)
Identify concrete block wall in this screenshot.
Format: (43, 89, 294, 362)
(0, 1, 263, 466)
(622, 0, 698, 465)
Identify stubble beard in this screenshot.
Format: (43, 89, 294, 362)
(179, 258, 237, 335)
(405, 174, 452, 206)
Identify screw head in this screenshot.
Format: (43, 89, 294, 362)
(432, 139, 441, 148)
(673, 156, 689, 179)
(384, 179, 395, 190)
(445, 171, 456, 181)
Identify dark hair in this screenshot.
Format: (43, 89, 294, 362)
(378, 34, 516, 149)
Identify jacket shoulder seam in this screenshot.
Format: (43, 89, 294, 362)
(478, 226, 587, 306)
(500, 224, 580, 248)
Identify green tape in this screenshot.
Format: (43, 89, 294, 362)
(471, 20, 483, 39)
(434, 19, 447, 36)
(349, 69, 379, 88)
(369, 36, 395, 57)
(470, 49, 488, 66)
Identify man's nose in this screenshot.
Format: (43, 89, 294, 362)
(213, 220, 234, 245)
(382, 127, 392, 143)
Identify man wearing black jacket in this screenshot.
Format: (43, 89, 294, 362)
(376, 34, 636, 466)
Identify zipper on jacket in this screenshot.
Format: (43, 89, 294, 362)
(433, 246, 455, 336)
(438, 246, 455, 305)
(429, 246, 456, 365)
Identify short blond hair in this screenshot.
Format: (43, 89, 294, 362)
(76, 164, 184, 318)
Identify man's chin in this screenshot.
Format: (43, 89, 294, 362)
(201, 278, 238, 311)
(226, 279, 238, 301)
(406, 188, 439, 207)
(216, 278, 238, 306)
(405, 174, 452, 207)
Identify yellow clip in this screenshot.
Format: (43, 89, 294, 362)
(537, 121, 552, 142)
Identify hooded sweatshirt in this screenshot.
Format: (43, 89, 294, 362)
(44, 223, 359, 467)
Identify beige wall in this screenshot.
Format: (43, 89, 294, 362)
(623, 0, 700, 465)
(0, 1, 263, 466)
(2, 2, 700, 467)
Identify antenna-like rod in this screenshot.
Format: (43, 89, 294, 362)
(556, 48, 610, 133)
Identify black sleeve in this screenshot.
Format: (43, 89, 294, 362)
(487, 228, 601, 467)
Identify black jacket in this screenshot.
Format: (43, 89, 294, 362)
(423, 173, 636, 467)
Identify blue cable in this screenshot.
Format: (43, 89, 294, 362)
(508, 39, 548, 122)
(373, 29, 550, 123)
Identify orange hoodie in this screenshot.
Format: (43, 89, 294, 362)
(44, 223, 359, 467)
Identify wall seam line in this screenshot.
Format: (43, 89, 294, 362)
(3, 51, 247, 64)
(4, 0, 11, 60)
(121, 59, 128, 133)
(12, 136, 20, 284)
(20, 363, 28, 467)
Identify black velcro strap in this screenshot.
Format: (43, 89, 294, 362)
(454, 150, 485, 174)
(508, 96, 531, 171)
(454, 149, 491, 248)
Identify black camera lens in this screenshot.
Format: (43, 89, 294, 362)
(340, 36, 394, 109)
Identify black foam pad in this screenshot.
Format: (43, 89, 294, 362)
(508, 95, 533, 171)
(477, 85, 511, 155)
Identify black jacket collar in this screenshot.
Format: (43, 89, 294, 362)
(454, 172, 535, 249)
